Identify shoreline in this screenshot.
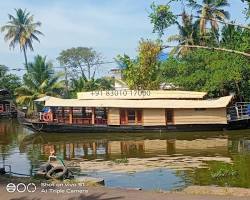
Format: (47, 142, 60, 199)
(1, 175, 250, 199)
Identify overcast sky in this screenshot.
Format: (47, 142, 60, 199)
(0, 0, 247, 77)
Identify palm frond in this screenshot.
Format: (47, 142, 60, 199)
(167, 34, 182, 42)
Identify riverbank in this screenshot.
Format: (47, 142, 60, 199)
(1, 175, 250, 199)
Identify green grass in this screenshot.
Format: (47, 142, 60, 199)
(210, 164, 238, 179)
(112, 157, 129, 164)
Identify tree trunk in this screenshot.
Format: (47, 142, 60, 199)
(87, 64, 91, 80)
(23, 47, 28, 67)
(162, 45, 250, 57)
(64, 66, 69, 98)
(235, 81, 243, 102)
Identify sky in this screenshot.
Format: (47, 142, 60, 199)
(0, 0, 248, 78)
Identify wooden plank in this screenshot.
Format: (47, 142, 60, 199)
(143, 109, 165, 126)
(108, 108, 120, 125)
(174, 108, 227, 124)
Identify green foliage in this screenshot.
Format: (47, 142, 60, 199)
(161, 49, 250, 99)
(15, 55, 63, 110)
(0, 65, 21, 96)
(211, 164, 238, 179)
(241, 0, 250, 18)
(1, 8, 43, 66)
(168, 12, 201, 56)
(188, 0, 230, 36)
(112, 157, 129, 164)
(185, 156, 250, 188)
(161, 21, 250, 100)
(70, 77, 114, 98)
(149, 3, 177, 37)
(57, 47, 102, 80)
(221, 24, 250, 52)
(117, 39, 162, 90)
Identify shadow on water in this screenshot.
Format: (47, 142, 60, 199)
(1, 119, 250, 190)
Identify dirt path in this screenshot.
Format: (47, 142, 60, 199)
(1, 185, 249, 200)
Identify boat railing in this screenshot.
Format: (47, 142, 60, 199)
(227, 102, 250, 122)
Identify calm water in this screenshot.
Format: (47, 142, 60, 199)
(1, 119, 250, 190)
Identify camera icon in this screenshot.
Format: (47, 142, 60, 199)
(6, 183, 36, 193)
(6, 183, 16, 193)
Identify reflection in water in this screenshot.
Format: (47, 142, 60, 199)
(22, 135, 230, 161)
(1, 119, 250, 189)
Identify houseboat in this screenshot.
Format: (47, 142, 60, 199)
(0, 89, 17, 118)
(20, 90, 250, 133)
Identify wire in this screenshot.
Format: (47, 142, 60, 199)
(10, 61, 116, 71)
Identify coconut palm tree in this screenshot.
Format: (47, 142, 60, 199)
(1, 8, 43, 67)
(15, 55, 63, 110)
(167, 12, 200, 56)
(188, 0, 230, 35)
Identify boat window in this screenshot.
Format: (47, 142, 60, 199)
(85, 107, 93, 118)
(166, 109, 174, 123)
(95, 108, 107, 119)
(128, 110, 136, 123)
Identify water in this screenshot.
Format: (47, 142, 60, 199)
(1, 119, 250, 190)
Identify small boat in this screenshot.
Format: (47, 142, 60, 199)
(20, 90, 250, 133)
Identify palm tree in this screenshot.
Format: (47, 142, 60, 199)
(1, 8, 43, 67)
(167, 12, 199, 56)
(15, 55, 63, 110)
(188, 0, 230, 35)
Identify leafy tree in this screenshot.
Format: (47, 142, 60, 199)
(149, 3, 177, 37)
(161, 49, 250, 100)
(149, 1, 250, 58)
(57, 47, 102, 97)
(15, 55, 63, 110)
(117, 39, 161, 90)
(220, 24, 250, 53)
(0, 65, 20, 96)
(1, 9, 43, 67)
(57, 47, 102, 80)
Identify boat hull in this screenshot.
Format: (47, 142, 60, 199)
(0, 111, 17, 118)
(23, 122, 227, 133)
(227, 119, 250, 130)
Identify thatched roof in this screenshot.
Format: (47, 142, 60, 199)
(45, 95, 233, 109)
(77, 90, 207, 100)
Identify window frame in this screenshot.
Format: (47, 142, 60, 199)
(166, 109, 174, 124)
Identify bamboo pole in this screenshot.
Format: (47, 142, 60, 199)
(162, 45, 250, 57)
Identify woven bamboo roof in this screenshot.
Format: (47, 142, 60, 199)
(77, 90, 207, 100)
(45, 95, 233, 109)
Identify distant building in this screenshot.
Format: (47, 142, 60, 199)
(160, 82, 179, 90)
(0, 89, 16, 118)
(110, 69, 129, 90)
